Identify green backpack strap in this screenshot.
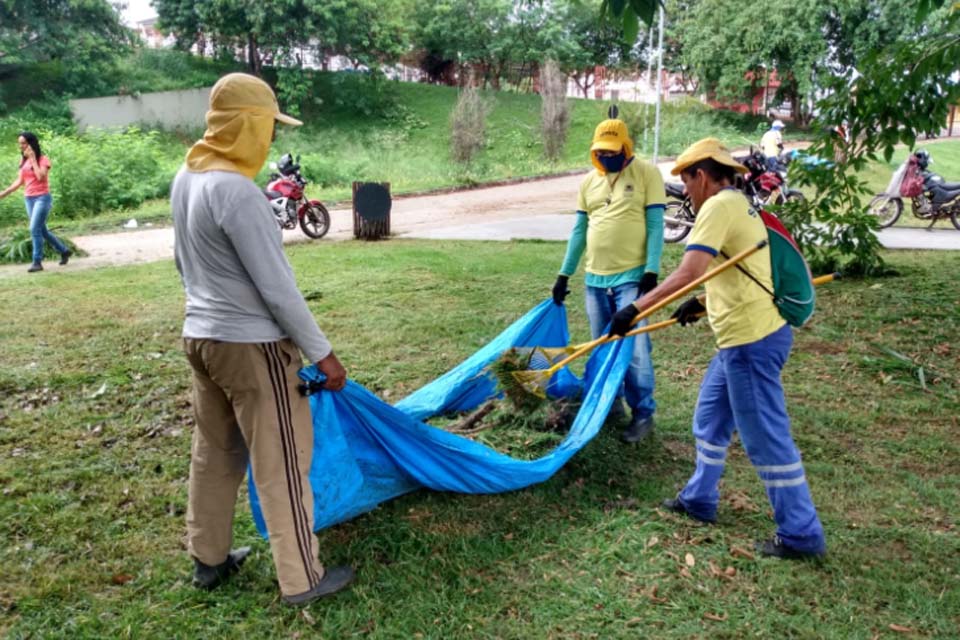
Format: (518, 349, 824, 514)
(719, 210, 815, 327)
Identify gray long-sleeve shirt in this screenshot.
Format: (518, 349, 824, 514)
(171, 168, 332, 363)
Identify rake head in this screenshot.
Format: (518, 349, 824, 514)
(509, 368, 552, 399)
(490, 347, 562, 406)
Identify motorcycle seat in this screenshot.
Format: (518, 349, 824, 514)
(930, 183, 960, 204)
(263, 189, 283, 199)
(935, 180, 960, 191)
(665, 182, 686, 198)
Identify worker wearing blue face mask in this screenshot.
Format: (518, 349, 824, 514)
(552, 116, 666, 443)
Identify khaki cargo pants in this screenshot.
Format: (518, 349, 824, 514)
(183, 338, 324, 596)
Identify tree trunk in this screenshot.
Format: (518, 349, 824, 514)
(572, 71, 593, 99)
(247, 33, 261, 75)
(790, 85, 803, 125)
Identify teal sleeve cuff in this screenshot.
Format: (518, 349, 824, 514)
(559, 211, 588, 276)
(644, 204, 665, 274)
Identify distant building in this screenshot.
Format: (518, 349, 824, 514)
(706, 69, 791, 117)
(135, 17, 175, 49)
(565, 66, 696, 104)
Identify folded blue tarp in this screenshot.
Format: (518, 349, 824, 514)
(249, 300, 634, 536)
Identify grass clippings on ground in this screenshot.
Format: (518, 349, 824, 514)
(0, 241, 958, 638)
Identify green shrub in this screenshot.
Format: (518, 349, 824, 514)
(0, 97, 76, 140)
(111, 49, 241, 96)
(326, 71, 399, 118)
(0, 227, 80, 264)
(450, 86, 492, 165)
(296, 152, 369, 189)
(0, 128, 182, 226)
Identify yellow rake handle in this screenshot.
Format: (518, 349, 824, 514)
(617, 272, 841, 340)
(541, 239, 768, 377)
(812, 272, 840, 286)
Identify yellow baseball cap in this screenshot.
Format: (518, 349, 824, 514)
(590, 119, 632, 153)
(209, 73, 303, 126)
(671, 137, 747, 175)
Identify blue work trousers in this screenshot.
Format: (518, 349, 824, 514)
(584, 282, 656, 419)
(678, 324, 825, 553)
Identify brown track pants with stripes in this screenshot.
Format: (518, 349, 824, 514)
(183, 338, 324, 596)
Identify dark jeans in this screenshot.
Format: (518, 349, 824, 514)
(25, 194, 68, 263)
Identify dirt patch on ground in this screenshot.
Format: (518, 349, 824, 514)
(796, 339, 848, 355)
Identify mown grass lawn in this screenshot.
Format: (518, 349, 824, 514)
(0, 241, 957, 638)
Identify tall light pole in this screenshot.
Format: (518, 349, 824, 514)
(652, 4, 665, 164)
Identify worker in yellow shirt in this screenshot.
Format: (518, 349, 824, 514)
(552, 116, 666, 443)
(760, 120, 785, 171)
(608, 138, 826, 560)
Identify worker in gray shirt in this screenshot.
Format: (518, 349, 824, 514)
(172, 73, 353, 605)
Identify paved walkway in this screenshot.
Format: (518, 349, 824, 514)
(2, 153, 957, 278)
(403, 212, 960, 249)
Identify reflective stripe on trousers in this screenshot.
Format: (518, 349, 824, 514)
(678, 324, 825, 553)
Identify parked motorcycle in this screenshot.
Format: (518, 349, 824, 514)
(663, 182, 695, 243)
(662, 148, 804, 244)
(263, 153, 331, 239)
(868, 149, 960, 230)
(739, 148, 805, 208)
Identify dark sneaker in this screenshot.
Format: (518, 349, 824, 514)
(621, 415, 654, 443)
(192, 547, 252, 590)
(27, 263, 43, 273)
(661, 497, 716, 524)
(59, 250, 72, 266)
(282, 566, 355, 606)
(755, 536, 825, 560)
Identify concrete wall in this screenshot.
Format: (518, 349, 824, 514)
(70, 87, 211, 132)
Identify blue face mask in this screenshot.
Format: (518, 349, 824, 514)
(598, 152, 626, 173)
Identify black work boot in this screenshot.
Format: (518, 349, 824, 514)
(192, 547, 252, 590)
(661, 497, 716, 524)
(621, 414, 654, 443)
(755, 536, 825, 560)
(282, 566, 355, 606)
(59, 250, 72, 265)
(27, 262, 43, 273)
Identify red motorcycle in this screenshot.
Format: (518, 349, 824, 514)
(738, 148, 805, 208)
(263, 153, 331, 239)
(662, 149, 805, 244)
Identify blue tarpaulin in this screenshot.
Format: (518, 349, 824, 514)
(249, 300, 634, 536)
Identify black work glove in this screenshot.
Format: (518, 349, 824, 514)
(608, 304, 640, 337)
(638, 272, 658, 295)
(671, 297, 706, 326)
(552, 275, 570, 306)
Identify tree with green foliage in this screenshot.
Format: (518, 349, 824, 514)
(411, 0, 644, 92)
(155, 0, 411, 113)
(601, 0, 960, 275)
(665, 0, 950, 125)
(668, 0, 826, 123)
(314, 0, 410, 70)
(0, 0, 132, 103)
(0, 0, 130, 68)
(411, 0, 513, 87)
(781, 1, 960, 275)
(155, 0, 325, 75)
(550, 0, 645, 98)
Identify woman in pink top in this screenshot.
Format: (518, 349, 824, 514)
(0, 131, 71, 272)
